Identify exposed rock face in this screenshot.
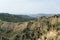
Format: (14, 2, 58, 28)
(0, 22, 28, 33)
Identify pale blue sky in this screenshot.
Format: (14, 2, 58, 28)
(0, 0, 60, 14)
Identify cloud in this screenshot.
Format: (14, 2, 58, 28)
(0, 0, 60, 14)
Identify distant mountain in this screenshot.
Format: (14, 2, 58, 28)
(0, 13, 35, 22)
(0, 13, 56, 22)
(28, 13, 55, 18)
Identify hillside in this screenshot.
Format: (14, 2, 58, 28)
(0, 13, 35, 22)
(0, 14, 60, 40)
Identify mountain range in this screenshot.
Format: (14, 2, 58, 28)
(0, 13, 35, 22)
(28, 13, 55, 18)
(0, 13, 60, 40)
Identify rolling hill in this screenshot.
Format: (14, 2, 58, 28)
(0, 13, 36, 22)
(0, 13, 60, 40)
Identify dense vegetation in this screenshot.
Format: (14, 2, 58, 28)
(0, 13, 36, 22)
(0, 13, 60, 40)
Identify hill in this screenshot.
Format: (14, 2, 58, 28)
(0, 13, 60, 40)
(0, 13, 35, 22)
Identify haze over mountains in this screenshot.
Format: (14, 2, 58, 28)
(0, 13, 55, 17)
(28, 13, 55, 18)
(0, 13, 56, 22)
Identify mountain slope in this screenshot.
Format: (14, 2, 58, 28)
(0, 13, 60, 40)
(0, 13, 35, 22)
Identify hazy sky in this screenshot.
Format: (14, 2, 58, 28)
(0, 0, 60, 14)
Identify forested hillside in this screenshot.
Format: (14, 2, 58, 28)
(0, 13, 36, 22)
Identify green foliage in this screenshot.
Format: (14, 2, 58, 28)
(52, 22, 60, 30)
(0, 13, 36, 22)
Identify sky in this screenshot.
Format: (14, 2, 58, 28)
(0, 0, 60, 14)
